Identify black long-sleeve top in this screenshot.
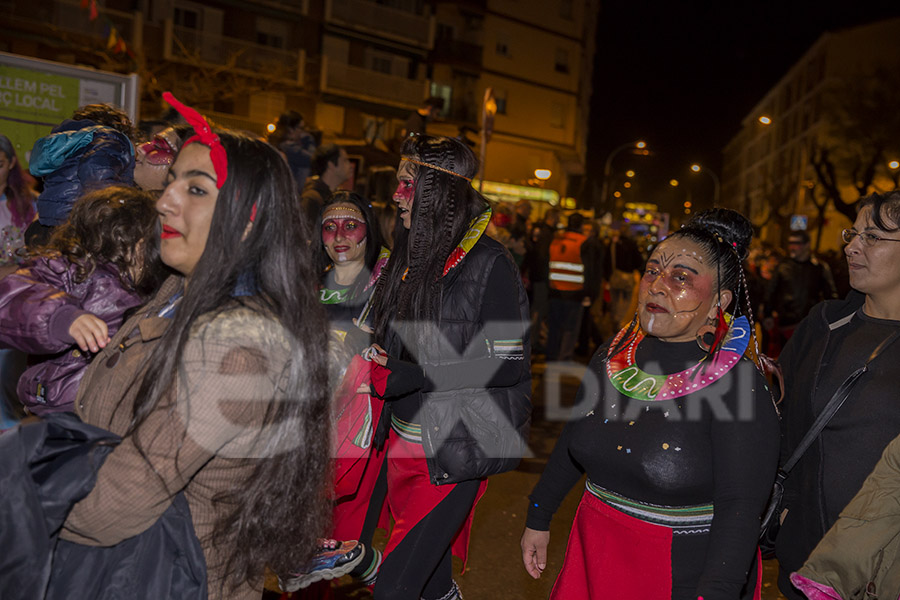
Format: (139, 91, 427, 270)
(528, 337, 779, 600)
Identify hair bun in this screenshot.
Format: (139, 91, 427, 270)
(684, 208, 752, 259)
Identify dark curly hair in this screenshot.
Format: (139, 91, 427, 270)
(858, 191, 900, 232)
(72, 103, 138, 142)
(315, 191, 384, 299)
(369, 135, 487, 350)
(40, 186, 167, 295)
(125, 131, 332, 594)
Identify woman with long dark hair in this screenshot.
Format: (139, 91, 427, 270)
(0, 132, 38, 428)
(58, 94, 332, 599)
(277, 191, 389, 593)
(522, 208, 779, 600)
(361, 135, 532, 600)
(0, 133, 36, 268)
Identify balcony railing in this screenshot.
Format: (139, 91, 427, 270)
(320, 57, 426, 109)
(326, 0, 434, 48)
(431, 39, 482, 68)
(165, 23, 304, 85)
(48, 0, 137, 48)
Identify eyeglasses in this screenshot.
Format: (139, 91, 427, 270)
(841, 229, 900, 247)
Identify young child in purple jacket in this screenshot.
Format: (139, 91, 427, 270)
(0, 186, 166, 415)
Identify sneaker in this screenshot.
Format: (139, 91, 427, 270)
(278, 540, 365, 592)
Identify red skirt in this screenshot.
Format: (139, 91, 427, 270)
(550, 491, 762, 600)
(383, 434, 487, 569)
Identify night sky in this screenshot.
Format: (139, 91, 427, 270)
(587, 0, 900, 215)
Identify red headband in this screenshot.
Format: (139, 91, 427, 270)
(162, 92, 228, 189)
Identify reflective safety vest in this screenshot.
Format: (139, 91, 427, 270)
(549, 231, 588, 291)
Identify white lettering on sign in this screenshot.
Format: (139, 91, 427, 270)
(0, 77, 38, 93)
(0, 75, 66, 111)
(0, 91, 61, 111)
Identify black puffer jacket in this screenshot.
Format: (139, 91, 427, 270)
(386, 235, 532, 484)
(0, 413, 207, 600)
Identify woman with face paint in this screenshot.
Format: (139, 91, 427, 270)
(50, 94, 333, 599)
(276, 192, 390, 593)
(315, 191, 387, 349)
(358, 135, 532, 600)
(132, 124, 192, 193)
(776, 192, 900, 600)
(523, 208, 779, 600)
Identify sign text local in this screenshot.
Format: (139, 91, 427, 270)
(0, 76, 67, 111)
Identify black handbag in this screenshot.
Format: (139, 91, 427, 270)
(759, 330, 900, 558)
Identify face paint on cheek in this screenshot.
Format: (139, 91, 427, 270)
(340, 221, 367, 243)
(647, 314, 656, 332)
(322, 225, 337, 245)
(394, 182, 415, 204)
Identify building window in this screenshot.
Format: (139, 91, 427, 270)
(437, 23, 454, 41)
(550, 103, 566, 128)
(372, 56, 393, 74)
(495, 90, 507, 115)
(430, 82, 452, 118)
(496, 31, 510, 57)
(560, 0, 573, 19)
(257, 32, 284, 48)
(257, 17, 288, 49)
(174, 7, 200, 28)
(554, 48, 569, 74)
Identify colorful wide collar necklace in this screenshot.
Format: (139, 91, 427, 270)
(606, 315, 751, 401)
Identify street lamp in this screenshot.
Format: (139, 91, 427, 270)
(889, 160, 899, 170)
(534, 169, 552, 180)
(758, 115, 772, 125)
(689, 163, 721, 206)
(600, 140, 647, 210)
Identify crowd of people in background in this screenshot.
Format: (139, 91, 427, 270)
(1, 96, 900, 600)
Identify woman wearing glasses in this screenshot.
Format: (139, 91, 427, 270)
(775, 191, 900, 599)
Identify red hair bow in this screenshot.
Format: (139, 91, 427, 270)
(162, 92, 228, 189)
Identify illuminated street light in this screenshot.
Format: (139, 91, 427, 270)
(669, 179, 679, 187)
(684, 201, 692, 208)
(623, 181, 632, 188)
(758, 116, 772, 125)
(613, 191, 622, 198)
(889, 160, 900, 170)
(689, 163, 721, 205)
(534, 169, 552, 180)
(626, 170, 635, 178)
(266, 123, 276, 133)
(601, 140, 649, 208)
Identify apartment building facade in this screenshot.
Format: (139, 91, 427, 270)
(721, 18, 900, 249)
(3, 0, 598, 203)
